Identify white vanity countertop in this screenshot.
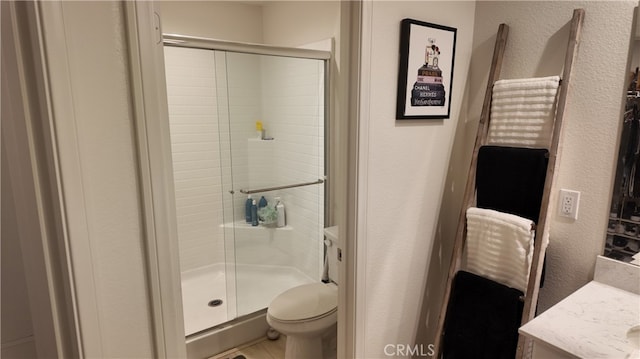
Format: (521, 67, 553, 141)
(519, 281, 640, 358)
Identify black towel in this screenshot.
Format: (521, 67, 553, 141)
(476, 145, 549, 286)
(442, 271, 524, 359)
(476, 146, 549, 223)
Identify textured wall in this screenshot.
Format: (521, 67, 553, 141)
(468, 0, 636, 313)
(261, 1, 340, 48)
(159, 1, 264, 43)
(358, 2, 476, 357)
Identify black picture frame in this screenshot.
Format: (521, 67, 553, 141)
(396, 19, 457, 120)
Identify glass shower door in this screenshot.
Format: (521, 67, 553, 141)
(164, 46, 236, 335)
(165, 43, 327, 335)
(222, 51, 326, 317)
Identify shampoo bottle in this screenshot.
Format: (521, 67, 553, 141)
(245, 195, 253, 223)
(275, 197, 286, 228)
(256, 121, 264, 140)
(258, 196, 268, 209)
(251, 200, 258, 226)
(257, 196, 268, 222)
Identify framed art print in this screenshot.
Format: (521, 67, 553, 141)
(396, 19, 457, 120)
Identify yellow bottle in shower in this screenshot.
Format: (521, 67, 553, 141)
(256, 120, 264, 140)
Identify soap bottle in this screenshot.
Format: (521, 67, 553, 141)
(256, 121, 264, 140)
(275, 197, 286, 228)
(251, 200, 258, 226)
(258, 196, 268, 209)
(245, 195, 253, 223)
(257, 196, 268, 222)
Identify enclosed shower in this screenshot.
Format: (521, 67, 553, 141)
(163, 37, 328, 336)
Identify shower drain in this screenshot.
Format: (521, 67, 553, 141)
(208, 299, 223, 307)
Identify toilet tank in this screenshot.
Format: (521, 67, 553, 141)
(324, 226, 339, 284)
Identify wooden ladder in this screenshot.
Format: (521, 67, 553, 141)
(432, 8, 585, 359)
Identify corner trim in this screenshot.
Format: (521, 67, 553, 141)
(123, 2, 187, 358)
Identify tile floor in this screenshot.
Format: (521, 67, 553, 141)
(209, 336, 286, 359)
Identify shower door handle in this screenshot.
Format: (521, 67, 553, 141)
(239, 179, 324, 194)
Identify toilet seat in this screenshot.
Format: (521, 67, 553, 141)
(269, 306, 337, 324)
(267, 283, 337, 323)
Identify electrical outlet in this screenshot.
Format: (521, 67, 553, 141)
(558, 189, 580, 220)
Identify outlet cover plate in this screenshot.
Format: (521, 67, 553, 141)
(559, 189, 580, 220)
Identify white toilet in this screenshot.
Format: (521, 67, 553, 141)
(267, 282, 337, 359)
(266, 226, 339, 359)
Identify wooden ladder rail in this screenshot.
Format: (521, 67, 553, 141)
(432, 22, 509, 358)
(515, 8, 585, 359)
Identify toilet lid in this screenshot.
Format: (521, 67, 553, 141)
(268, 283, 337, 322)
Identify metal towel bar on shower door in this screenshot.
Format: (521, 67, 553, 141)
(238, 179, 325, 194)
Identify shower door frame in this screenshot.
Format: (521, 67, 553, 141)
(163, 34, 333, 351)
(164, 34, 332, 61)
(163, 32, 332, 228)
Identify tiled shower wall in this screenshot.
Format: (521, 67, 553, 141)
(164, 47, 225, 272)
(224, 52, 264, 223)
(164, 47, 324, 281)
(260, 56, 325, 280)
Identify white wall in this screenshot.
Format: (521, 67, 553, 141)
(1, 147, 37, 359)
(1, 4, 38, 357)
(356, 2, 476, 357)
(160, 1, 264, 43)
(159, 1, 340, 49)
(262, 1, 340, 48)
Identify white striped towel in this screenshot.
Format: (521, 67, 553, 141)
(487, 76, 560, 148)
(464, 207, 535, 293)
